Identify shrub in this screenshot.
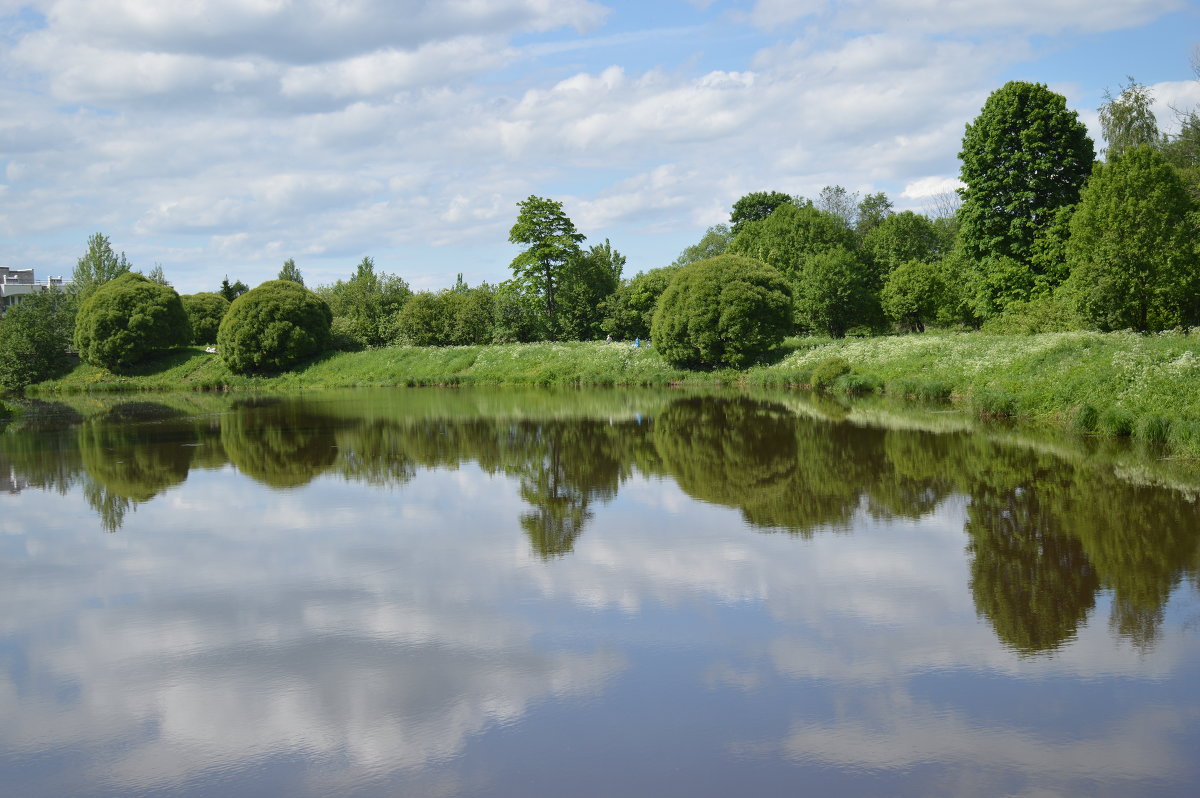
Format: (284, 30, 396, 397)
(0, 288, 77, 392)
(651, 255, 792, 369)
(972, 388, 1018, 418)
(181, 292, 230, 344)
(1100, 407, 1135, 437)
(218, 280, 332, 373)
(73, 272, 191, 371)
(1137, 414, 1172, 445)
(1070, 403, 1100, 433)
(834, 372, 883, 395)
(886, 377, 952, 402)
(810, 356, 851, 390)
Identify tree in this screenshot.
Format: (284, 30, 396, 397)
(146, 264, 169, 285)
(1099, 77, 1163, 160)
(856, 191, 894, 238)
(180, 292, 230, 344)
(0, 288, 77, 392)
(217, 280, 332, 373)
(600, 266, 679, 340)
(508, 196, 584, 339)
(394, 291, 450, 346)
(278, 258, 304, 285)
(729, 201, 857, 281)
(73, 273, 191, 370)
(219, 276, 249, 302)
(651, 255, 792, 369)
(558, 239, 624, 340)
(671, 224, 733, 267)
(1065, 144, 1199, 331)
(730, 191, 795, 235)
(816, 184, 859, 229)
(795, 248, 876, 337)
(317, 256, 411, 348)
(958, 81, 1094, 265)
(72, 233, 132, 300)
(881, 259, 947, 332)
(861, 210, 941, 283)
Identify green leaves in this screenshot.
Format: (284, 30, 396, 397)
(73, 273, 190, 371)
(508, 195, 585, 339)
(218, 280, 332, 373)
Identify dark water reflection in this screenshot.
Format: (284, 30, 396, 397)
(1, 388, 1198, 796)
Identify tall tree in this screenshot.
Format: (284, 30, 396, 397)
(1065, 144, 1199, 331)
(278, 258, 304, 285)
(729, 191, 795, 235)
(219, 276, 249, 302)
(671, 224, 733, 267)
(958, 81, 1094, 265)
(559, 239, 624, 340)
(317, 256, 411, 348)
(816, 185, 860, 229)
(1099, 77, 1163, 161)
(508, 195, 584, 339)
(72, 233, 132, 300)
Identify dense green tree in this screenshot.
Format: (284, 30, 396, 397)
(218, 280, 332, 373)
(73, 273, 191, 370)
(180, 292, 230, 344)
(880, 259, 947, 333)
(0, 288, 77, 392)
(729, 201, 857, 281)
(508, 195, 585, 339)
(278, 258, 304, 285)
(219, 276, 249, 302)
(730, 190, 795, 235)
(861, 210, 941, 282)
(395, 291, 450, 346)
(855, 191, 894, 238)
(795, 248, 876, 337)
(145, 264, 169, 285)
(967, 254, 1037, 320)
(651, 255, 792, 369)
(444, 285, 496, 345)
(492, 280, 546, 343)
(71, 233, 132, 300)
(558, 239, 624, 340)
(1066, 144, 1199, 331)
(317, 256, 411, 348)
(671, 224, 733, 268)
(600, 266, 679, 340)
(959, 81, 1094, 265)
(1099, 77, 1163, 160)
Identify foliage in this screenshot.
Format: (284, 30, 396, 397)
(855, 191, 894, 238)
(795, 248, 876, 337)
(881, 259, 947, 332)
(219, 276, 249, 302)
(0, 288, 77, 392)
(729, 201, 857, 280)
(979, 294, 1084, 335)
(492, 281, 547, 343)
(816, 184, 859, 228)
(395, 291, 450, 346)
(861, 211, 941, 283)
(600, 266, 679, 340)
(278, 258, 304, 285)
(1065, 145, 1199, 331)
(508, 195, 585, 339)
(958, 81, 1094, 264)
(444, 285, 496, 345)
(72, 233, 132, 300)
(729, 190, 795, 235)
(558, 239, 624, 340)
(651, 255, 792, 369)
(1098, 77, 1163, 160)
(145, 264, 169, 285)
(316, 256, 411, 348)
(73, 273, 191, 371)
(217, 279, 332, 373)
(967, 254, 1037, 320)
(671, 224, 733, 267)
(810, 356, 851, 390)
(180, 292, 230, 344)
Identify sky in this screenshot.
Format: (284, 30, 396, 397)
(1, 0, 1199, 294)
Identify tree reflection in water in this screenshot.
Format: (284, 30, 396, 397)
(1, 390, 1197, 653)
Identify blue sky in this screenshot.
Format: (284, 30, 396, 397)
(1, 0, 1198, 294)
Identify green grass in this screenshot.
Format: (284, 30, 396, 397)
(19, 329, 1200, 458)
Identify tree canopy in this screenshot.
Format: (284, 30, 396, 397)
(72, 233, 132, 300)
(959, 81, 1094, 264)
(73, 272, 191, 370)
(508, 195, 585, 339)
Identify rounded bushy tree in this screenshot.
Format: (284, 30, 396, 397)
(74, 272, 191, 370)
(218, 280, 332, 373)
(181, 292, 230, 344)
(651, 255, 792, 369)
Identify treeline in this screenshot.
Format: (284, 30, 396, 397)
(2, 71, 1198, 390)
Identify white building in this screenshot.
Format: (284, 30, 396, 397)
(0, 267, 67, 312)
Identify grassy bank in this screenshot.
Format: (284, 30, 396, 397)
(21, 330, 1200, 457)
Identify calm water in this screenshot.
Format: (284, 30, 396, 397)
(1, 388, 1198, 797)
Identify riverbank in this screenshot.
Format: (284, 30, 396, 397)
(19, 330, 1200, 457)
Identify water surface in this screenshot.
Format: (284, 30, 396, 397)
(1, 388, 1198, 797)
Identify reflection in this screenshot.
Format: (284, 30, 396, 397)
(965, 485, 1099, 654)
(221, 399, 339, 488)
(0, 389, 1197, 654)
(78, 403, 198, 533)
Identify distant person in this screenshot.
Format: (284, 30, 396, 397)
(634, 337, 640, 348)
(605, 334, 612, 344)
